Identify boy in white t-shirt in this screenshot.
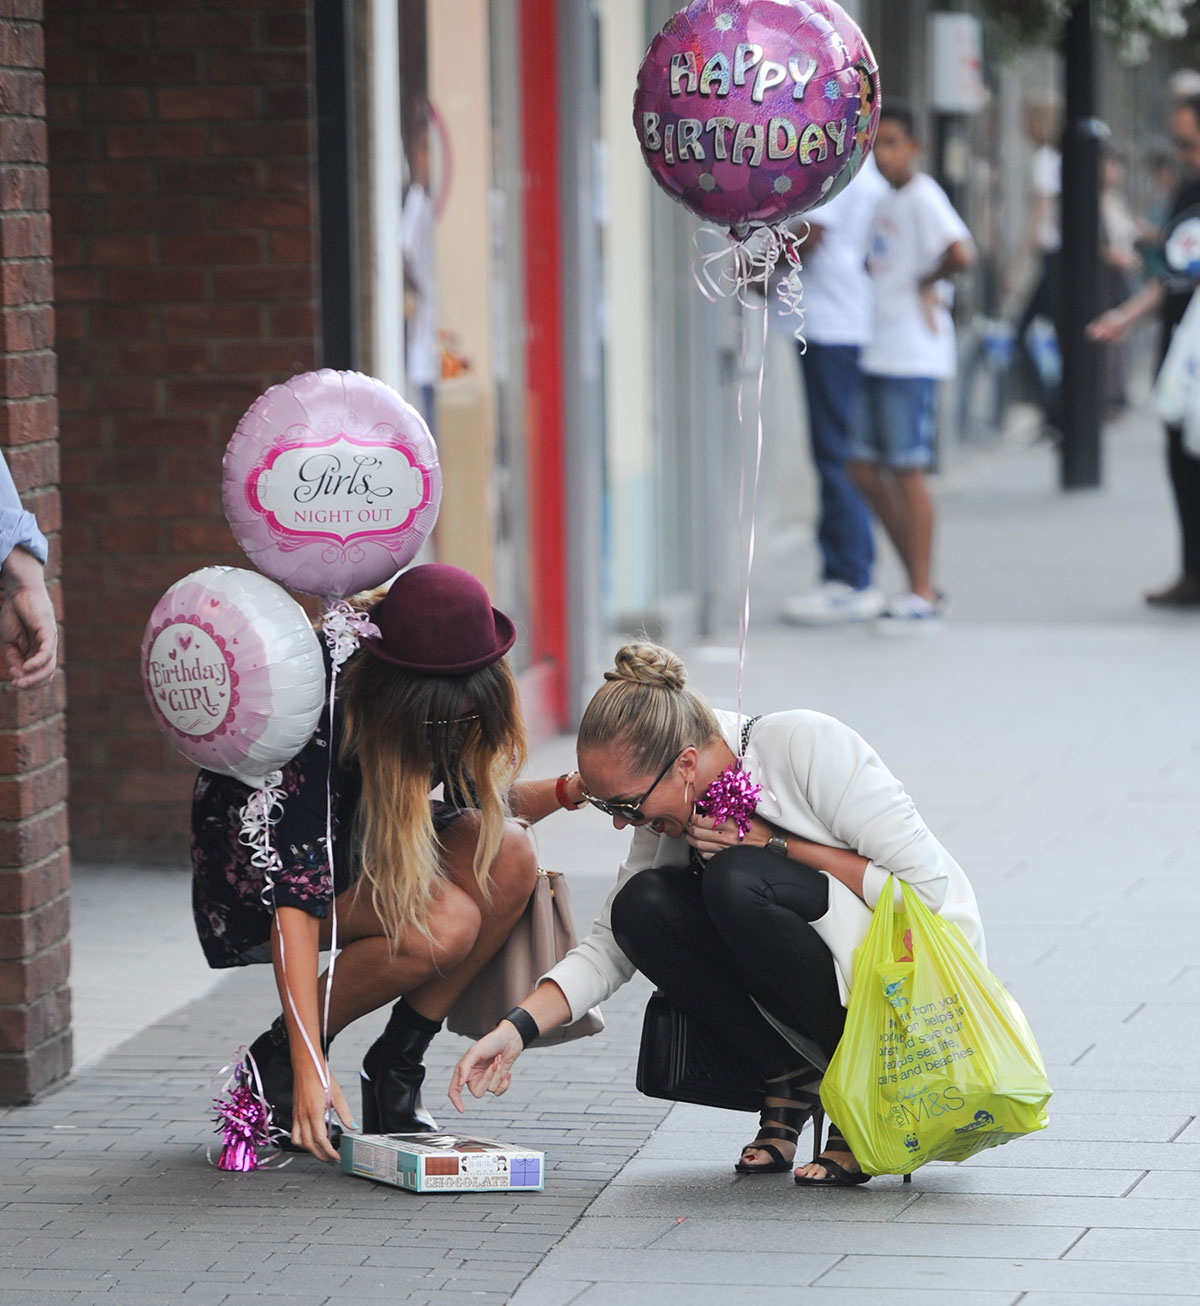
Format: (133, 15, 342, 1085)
(852, 100, 973, 629)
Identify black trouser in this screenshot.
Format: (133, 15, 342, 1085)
(1166, 423, 1200, 581)
(609, 845, 847, 1081)
(1014, 250, 1062, 427)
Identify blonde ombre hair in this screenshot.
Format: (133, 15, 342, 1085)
(577, 642, 721, 778)
(336, 648, 526, 949)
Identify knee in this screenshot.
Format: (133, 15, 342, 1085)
(701, 846, 770, 923)
(489, 819, 538, 910)
(428, 884, 482, 968)
(610, 867, 676, 958)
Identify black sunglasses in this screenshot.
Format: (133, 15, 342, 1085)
(581, 748, 686, 824)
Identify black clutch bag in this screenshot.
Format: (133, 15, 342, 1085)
(635, 989, 764, 1113)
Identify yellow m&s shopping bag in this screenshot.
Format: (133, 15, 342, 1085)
(820, 879, 1051, 1176)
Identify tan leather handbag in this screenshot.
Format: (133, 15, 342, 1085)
(446, 868, 605, 1045)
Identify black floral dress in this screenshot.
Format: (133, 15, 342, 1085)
(190, 655, 466, 969)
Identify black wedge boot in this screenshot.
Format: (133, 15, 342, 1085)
(360, 999, 441, 1134)
(245, 1016, 342, 1152)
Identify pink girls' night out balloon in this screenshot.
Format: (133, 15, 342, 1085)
(223, 369, 442, 599)
(141, 567, 326, 787)
(633, 0, 881, 231)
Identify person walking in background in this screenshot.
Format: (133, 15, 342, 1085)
(0, 453, 56, 690)
(779, 154, 888, 627)
(402, 112, 439, 440)
(852, 99, 973, 631)
(1098, 146, 1144, 411)
(1089, 91, 1200, 608)
(1008, 94, 1063, 437)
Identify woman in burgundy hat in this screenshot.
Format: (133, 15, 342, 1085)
(191, 564, 585, 1161)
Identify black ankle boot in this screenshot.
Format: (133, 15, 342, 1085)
(245, 1016, 341, 1152)
(360, 1000, 441, 1134)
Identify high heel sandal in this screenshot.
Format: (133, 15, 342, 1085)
(793, 1121, 873, 1187)
(734, 1068, 825, 1175)
(360, 999, 440, 1134)
(245, 1017, 342, 1153)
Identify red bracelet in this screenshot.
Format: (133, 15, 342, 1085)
(555, 772, 577, 810)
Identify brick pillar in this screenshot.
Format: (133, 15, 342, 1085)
(0, 0, 71, 1104)
(44, 0, 319, 862)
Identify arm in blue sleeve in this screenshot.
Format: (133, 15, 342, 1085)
(0, 455, 47, 566)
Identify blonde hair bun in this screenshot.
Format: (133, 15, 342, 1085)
(606, 642, 686, 692)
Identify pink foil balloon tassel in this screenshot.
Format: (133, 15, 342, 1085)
(213, 1067, 273, 1172)
(696, 763, 762, 839)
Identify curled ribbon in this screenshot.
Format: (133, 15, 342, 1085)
(321, 600, 381, 669)
(238, 775, 286, 907)
(690, 221, 808, 344)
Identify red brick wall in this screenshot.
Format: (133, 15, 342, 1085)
(0, 0, 70, 1103)
(45, 0, 320, 861)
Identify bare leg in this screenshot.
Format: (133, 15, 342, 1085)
(850, 461, 910, 572)
(851, 461, 936, 599)
(406, 817, 537, 1020)
(895, 469, 935, 600)
(313, 814, 536, 1032)
(316, 876, 482, 1038)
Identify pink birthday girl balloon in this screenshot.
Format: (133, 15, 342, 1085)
(633, 0, 881, 231)
(141, 567, 325, 787)
(223, 369, 442, 598)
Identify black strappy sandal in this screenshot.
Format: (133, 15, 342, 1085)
(734, 1069, 825, 1175)
(793, 1122, 874, 1186)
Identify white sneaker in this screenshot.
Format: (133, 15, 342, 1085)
(874, 592, 943, 635)
(780, 581, 886, 626)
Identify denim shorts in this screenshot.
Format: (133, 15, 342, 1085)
(849, 375, 937, 471)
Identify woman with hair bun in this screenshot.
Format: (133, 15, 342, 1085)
(449, 641, 984, 1187)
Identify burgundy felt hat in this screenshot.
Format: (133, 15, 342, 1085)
(361, 564, 516, 674)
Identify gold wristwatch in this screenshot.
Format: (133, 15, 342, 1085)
(766, 832, 789, 857)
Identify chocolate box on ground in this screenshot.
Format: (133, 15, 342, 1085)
(339, 1131, 545, 1193)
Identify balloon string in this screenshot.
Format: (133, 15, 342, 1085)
(687, 221, 807, 752)
(237, 779, 332, 1128)
(734, 278, 770, 751)
(234, 601, 381, 1140)
(318, 601, 379, 1077)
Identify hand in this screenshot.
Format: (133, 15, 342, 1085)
(1108, 248, 1141, 274)
(686, 811, 774, 860)
(1087, 309, 1126, 343)
(0, 549, 57, 689)
(290, 1062, 354, 1162)
(448, 1023, 524, 1112)
(919, 282, 942, 334)
(564, 770, 587, 808)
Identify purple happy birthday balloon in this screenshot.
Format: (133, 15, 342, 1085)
(633, 0, 881, 232)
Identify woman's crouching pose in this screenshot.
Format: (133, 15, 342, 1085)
(192, 565, 572, 1161)
(449, 641, 984, 1186)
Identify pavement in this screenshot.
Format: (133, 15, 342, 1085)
(4, 391, 1200, 1305)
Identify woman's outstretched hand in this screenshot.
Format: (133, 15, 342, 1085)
(291, 1064, 355, 1162)
(448, 1023, 524, 1112)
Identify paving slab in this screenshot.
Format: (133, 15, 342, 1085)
(5, 401, 1200, 1302)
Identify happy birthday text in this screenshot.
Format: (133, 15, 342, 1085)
(638, 43, 860, 168)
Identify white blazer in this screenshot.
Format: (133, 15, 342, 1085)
(542, 709, 985, 1019)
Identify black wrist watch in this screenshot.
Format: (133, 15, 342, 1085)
(765, 832, 789, 858)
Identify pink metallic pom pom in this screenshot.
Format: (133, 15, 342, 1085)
(696, 763, 762, 839)
(213, 1064, 273, 1172)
